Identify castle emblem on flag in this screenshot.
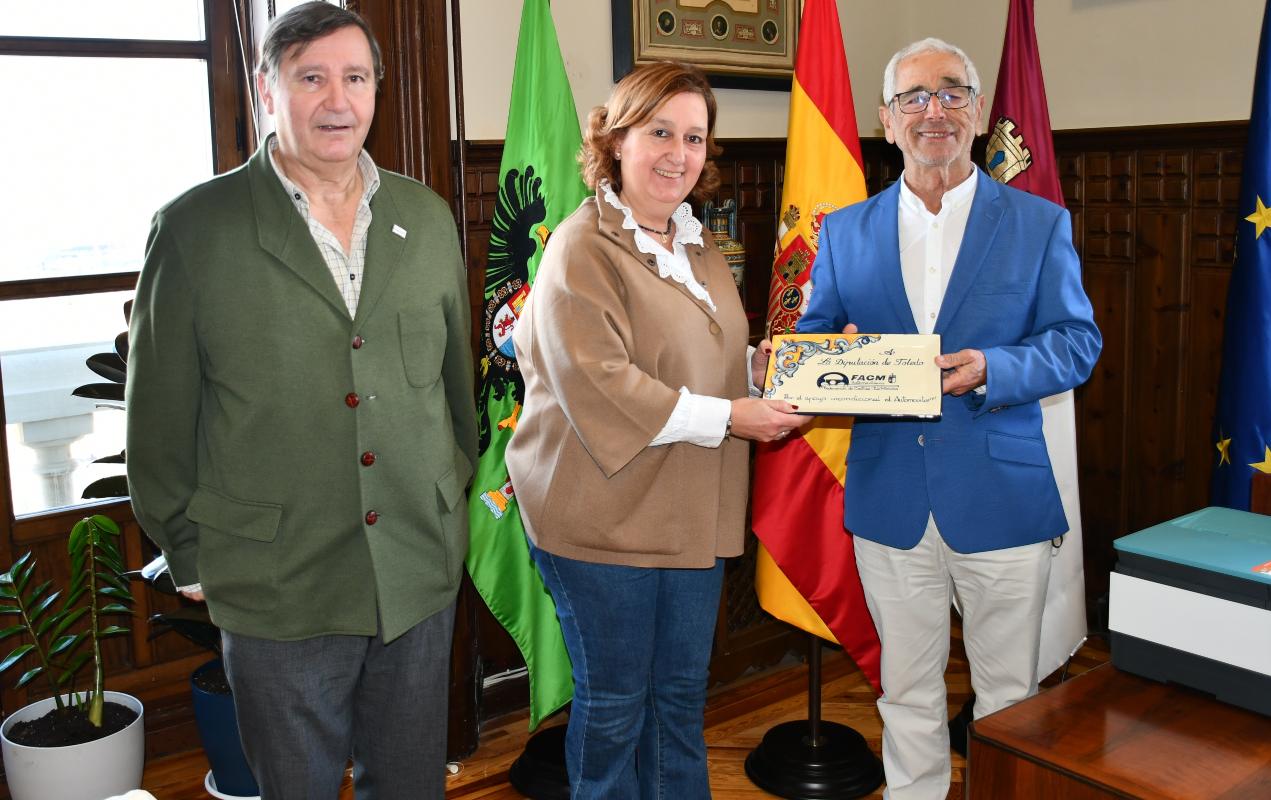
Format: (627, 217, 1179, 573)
(985, 117, 1033, 184)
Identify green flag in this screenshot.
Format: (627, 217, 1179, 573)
(465, 0, 585, 730)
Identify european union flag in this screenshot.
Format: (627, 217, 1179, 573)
(1212, 0, 1271, 509)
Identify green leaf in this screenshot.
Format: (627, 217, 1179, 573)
(0, 624, 28, 639)
(50, 631, 87, 658)
(94, 552, 126, 573)
(0, 644, 35, 673)
(1, 553, 33, 585)
(28, 591, 61, 621)
(91, 515, 120, 536)
(16, 561, 36, 594)
(68, 520, 87, 556)
(98, 540, 123, 564)
(81, 476, 130, 500)
(0, 584, 16, 600)
(99, 625, 129, 638)
(99, 586, 134, 601)
(0, 607, 21, 615)
(100, 603, 131, 615)
(94, 570, 128, 593)
(49, 606, 89, 640)
(16, 665, 43, 689)
(35, 608, 71, 637)
(70, 544, 87, 571)
(68, 567, 86, 600)
(26, 579, 53, 605)
(64, 584, 88, 609)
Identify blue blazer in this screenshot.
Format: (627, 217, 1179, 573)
(798, 169, 1101, 553)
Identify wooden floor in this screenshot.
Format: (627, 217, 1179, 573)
(140, 632, 1110, 799)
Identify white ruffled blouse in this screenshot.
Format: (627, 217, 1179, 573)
(600, 181, 715, 312)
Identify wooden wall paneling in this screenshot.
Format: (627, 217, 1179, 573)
(353, 0, 453, 190)
(1060, 146, 1135, 601)
(1187, 147, 1241, 511)
(1073, 264, 1133, 602)
(1128, 207, 1191, 530)
(711, 139, 784, 339)
(1051, 123, 1247, 623)
(1185, 265, 1233, 509)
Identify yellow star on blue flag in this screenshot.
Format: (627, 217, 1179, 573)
(1246, 195, 1271, 238)
(1252, 445, 1271, 475)
(1216, 434, 1232, 466)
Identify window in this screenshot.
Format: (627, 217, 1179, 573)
(0, 2, 254, 523)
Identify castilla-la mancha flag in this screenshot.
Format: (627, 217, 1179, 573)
(465, 0, 586, 730)
(752, 0, 880, 691)
(985, 0, 1088, 679)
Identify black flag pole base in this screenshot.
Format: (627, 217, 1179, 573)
(508, 725, 570, 800)
(745, 633, 884, 799)
(744, 719, 884, 799)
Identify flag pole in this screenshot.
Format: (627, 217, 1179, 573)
(449, 0, 470, 267)
(746, 1, 883, 794)
(744, 634, 882, 798)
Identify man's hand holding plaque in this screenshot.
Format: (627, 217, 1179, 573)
(762, 329, 943, 418)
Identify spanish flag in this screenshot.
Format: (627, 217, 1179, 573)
(752, 0, 880, 691)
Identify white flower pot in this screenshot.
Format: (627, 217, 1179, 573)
(1, 691, 145, 800)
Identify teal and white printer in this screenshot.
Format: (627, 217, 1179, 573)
(1110, 506, 1271, 715)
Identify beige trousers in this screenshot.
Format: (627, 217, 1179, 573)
(854, 519, 1053, 800)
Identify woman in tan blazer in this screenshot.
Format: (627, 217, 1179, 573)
(506, 61, 804, 798)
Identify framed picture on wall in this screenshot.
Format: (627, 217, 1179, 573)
(611, 0, 799, 91)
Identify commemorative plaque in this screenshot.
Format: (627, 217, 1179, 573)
(762, 333, 942, 418)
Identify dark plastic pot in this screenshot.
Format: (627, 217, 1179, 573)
(192, 659, 260, 798)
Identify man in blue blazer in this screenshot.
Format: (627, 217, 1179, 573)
(798, 38, 1100, 799)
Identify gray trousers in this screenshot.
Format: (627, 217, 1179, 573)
(221, 601, 455, 800)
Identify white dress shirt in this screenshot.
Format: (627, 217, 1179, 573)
(897, 169, 977, 334)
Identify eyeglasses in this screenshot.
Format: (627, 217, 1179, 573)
(889, 85, 975, 114)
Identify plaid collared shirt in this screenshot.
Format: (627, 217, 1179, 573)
(268, 136, 381, 316)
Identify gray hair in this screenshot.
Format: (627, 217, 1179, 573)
(258, 1, 384, 85)
(881, 37, 980, 105)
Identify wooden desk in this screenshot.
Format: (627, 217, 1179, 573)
(967, 663, 1271, 799)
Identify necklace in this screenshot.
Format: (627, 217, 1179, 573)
(636, 219, 674, 245)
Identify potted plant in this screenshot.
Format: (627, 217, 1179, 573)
(0, 514, 143, 800)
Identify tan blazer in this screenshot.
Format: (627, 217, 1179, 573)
(506, 194, 750, 568)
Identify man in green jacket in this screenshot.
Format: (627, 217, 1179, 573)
(125, 4, 476, 798)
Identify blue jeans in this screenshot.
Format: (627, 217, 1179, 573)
(531, 546, 725, 800)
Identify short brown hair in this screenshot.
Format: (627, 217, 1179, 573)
(259, 1, 384, 86)
(580, 61, 722, 201)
